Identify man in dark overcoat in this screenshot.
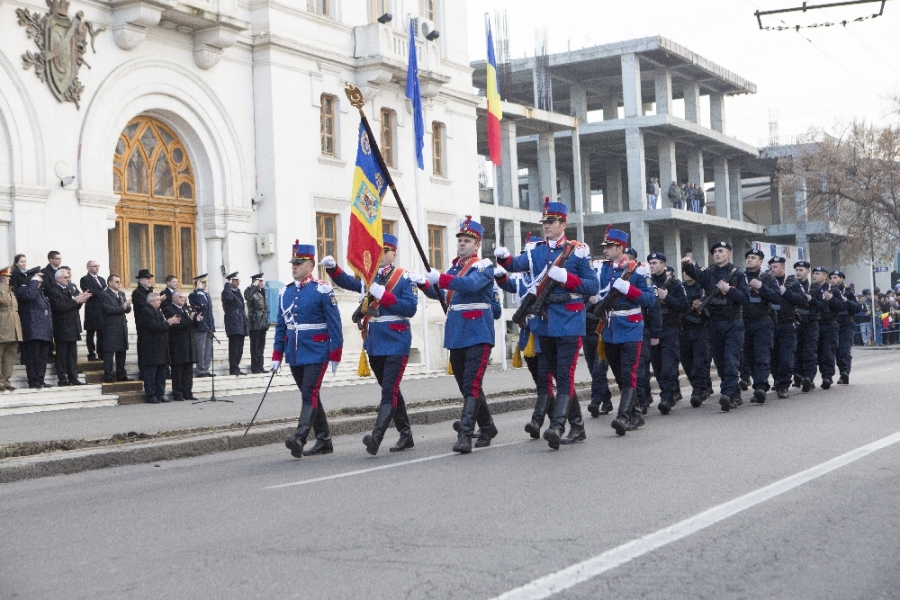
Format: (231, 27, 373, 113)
(244, 273, 268, 374)
(14, 268, 54, 388)
(164, 291, 202, 400)
(79, 260, 106, 361)
(99, 274, 132, 382)
(138, 292, 181, 403)
(221, 272, 248, 375)
(45, 269, 91, 386)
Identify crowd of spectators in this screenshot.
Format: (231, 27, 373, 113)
(853, 286, 900, 345)
(658, 180, 706, 213)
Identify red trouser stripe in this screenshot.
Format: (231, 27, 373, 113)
(311, 362, 328, 409)
(471, 345, 491, 398)
(391, 355, 408, 408)
(567, 337, 583, 396)
(629, 341, 642, 388)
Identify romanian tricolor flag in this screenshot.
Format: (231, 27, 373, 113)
(486, 22, 502, 166)
(347, 123, 388, 286)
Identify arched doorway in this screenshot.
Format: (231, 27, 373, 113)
(108, 116, 197, 287)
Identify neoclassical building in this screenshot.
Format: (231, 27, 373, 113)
(0, 0, 481, 368)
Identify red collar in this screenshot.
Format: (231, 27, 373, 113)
(295, 275, 314, 288)
(452, 255, 478, 267)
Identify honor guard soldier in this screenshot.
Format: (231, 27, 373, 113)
(680, 271, 712, 406)
(812, 266, 844, 389)
(739, 249, 781, 403)
(273, 242, 343, 458)
(189, 274, 216, 377)
(792, 261, 824, 393)
(585, 257, 614, 418)
(322, 233, 418, 455)
(592, 229, 655, 435)
(495, 200, 599, 449)
(422, 216, 498, 454)
(830, 271, 861, 384)
(647, 253, 688, 415)
(222, 272, 249, 375)
(681, 242, 749, 412)
(768, 257, 807, 398)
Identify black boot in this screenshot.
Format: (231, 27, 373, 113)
(753, 388, 766, 403)
(719, 394, 732, 412)
(690, 389, 703, 408)
(776, 388, 789, 399)
(838, 372, 849, 385)
(821, 378, 832, 390)
(389, 400, 414, 452)
(560, 395, 585, 445)
(474, 393, 498, 448)
(587, 401, 601, 418)
(792, 374, 802, 388)
(801, 377, 812, 393)
(525, 394, 551, 439)
(599, 398, 613, 415)
(543, 394, 570, 450)
(626, 396, 645, 430)
(363, 403, 394, 456)
(658, 399, 672, 415)
(612, 388, 634, 436)
(739, 379, 749, 391)
(285, 405, 314, 458)
(302, 405, 333, 456)
(453, 396, 478, 454)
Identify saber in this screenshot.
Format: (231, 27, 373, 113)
(242, 369, 278, 439)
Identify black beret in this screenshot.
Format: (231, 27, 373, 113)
(812, 266, 829, 274)
(624, 247, 638, 258)
(647, 252, 667, 262)
(830, 270, 845, 278)
(768, 256, 786, 264)
(710, 241, 732, 253)
(745, 249, 764, 259)
(793, 261, 811, 269)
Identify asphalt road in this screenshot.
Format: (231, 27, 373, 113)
(2, 351, 898, 600)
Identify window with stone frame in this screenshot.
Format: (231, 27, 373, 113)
(369, 0, 390, 22)
(428, 225, 445, 270)
(308, 0, 330, 16)
(432, 121, 445, 177)
(382, 220, 395, 237)
(321, 94, 337, 156)
(381, 108, 396, 168)
(316, 213, 338, 281)
(420, 0, 435, 21)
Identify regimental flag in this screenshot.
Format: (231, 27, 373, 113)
(486, 22, 502, 166)
(405, 18, 425, 170)
(347, 123, 388, 286)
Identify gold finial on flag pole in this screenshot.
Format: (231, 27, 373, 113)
(345, 83, 366, 114)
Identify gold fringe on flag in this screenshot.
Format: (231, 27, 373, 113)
(512, 344, 523, 368)
(523, 333, 537, 358)
(597, 336, 607, 362)
(357, 351, 372, 377)
(447, 358, 454, 375)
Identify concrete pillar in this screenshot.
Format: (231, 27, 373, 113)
(691, 229, 708, 267)
(684, 80, 700, 124)
(502, 220, 520, 255)
(538, 131, 557, 202)
(663, 226, 683, 278)
(605, 160, 623, 213)
(498, 120, 519, 208)
(625, 127, 647, 211)
(621, 53, 642, 119)
(571, 127, 585, 242)
(581, 149, 592, 213)
(602, 94, 618, 121)
(559, 172, 572, 205)
(570, 84, 588, 121)
(795, 176, 808, 251)
(714, 157, 730, 219)
(687, 147, 704, 188)
(205, 237, 224, 300)
(657, 137, 677, 194)
(710, 93, 725, 134)
(655, 69, 672, 116)
(629, 219, 650, 262)
(0, 222, 9, 270)
(642, 102, 654, 116)
(771, 175, 784, 224)
(729, 164, 742, 221)
(527, 167, 541, 212)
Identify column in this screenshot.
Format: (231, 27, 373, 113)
(642, 102, 654, 116)
(205, 236, 224, 321)
(571, 128, 585, 242)
(687, 146, 704, 189)
(605, 160, 623, 213)
(625, 127, 647, 211)
(629, 219, 650, 261)
(559, 172, 572, 205)
(729, 164, 743, 222)
(691, 229, 708, 267)
(527, 167, 541, 212)
(657, 137, 677, 197)
(602, 94, 618, 121)
(538, 131, 557, 203)
(770, 175, 784, 224)
(663, 226, 683, 277)
(684, 80, 700, 124)
(714, 157, 730, 219)
(498, 120, 519, 208)
(581, 149, 592, 213)
(569, 84, 588, 121)
(621, 53, 642, 119)
(655, 68, 672, 116)
(502, 220, 520, 255)
(795, 177, 808, 251)
(710, 93, 725, 134)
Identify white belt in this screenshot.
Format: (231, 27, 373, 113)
(449, 303, 490, 311)
(287, 322, 327, 331)
(369, 315, 409, 323)
(609, 307, 641, 317)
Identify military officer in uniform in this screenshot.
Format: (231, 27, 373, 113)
(739, 249, 781, 403)
(647, 253, 688, 415)
(792, 261, 824, 393)
(273, 242, 343, 458)
(322, 233, 418, 455)
(189, 274, 216, 377)
(495, 200, 599, 449)
(830, 271, 861, 384)
(681, 271, 712, 406)
(222, 272, 249, 375)
(15, 268, 53, 388)
(636, 282, 662, 417)
(812, 266, 844, 390)
(244, 273, 269, 374)
(682, 242, 749, 412)
(768, 257, 807, 398)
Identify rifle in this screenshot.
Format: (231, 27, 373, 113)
(692, 267, 740, 315)
(351, 295, 379, 331)
(588, 259, 638, 335)
(511, 242, 576, 328)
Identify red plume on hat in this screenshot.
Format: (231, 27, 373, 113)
(543, 196, 550, 213)
(462, 215, 472, 229)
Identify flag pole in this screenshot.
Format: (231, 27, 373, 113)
(412, 102, 431, 370)
(344, 83, 448, 316)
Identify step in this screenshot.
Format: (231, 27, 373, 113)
(0, 385, 117, 416)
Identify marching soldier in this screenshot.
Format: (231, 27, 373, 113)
(647, 253, 688, 415)
(222, 272, 249, 375)
(274, 241, 343, 458)
(421, 216, 498, 454)
(585, 257, 614, 417)
(812, 266, 844, 389)
(739, 249, 781, 403)
(830, 271, 861, 384)
(495, 200, 598, 449)
(322, 233, 418, 455)
(681, 242, 749, 412)
(680, 271, 712, 406)
(768, 257, 807, 398)
(792, 261, 825, 393)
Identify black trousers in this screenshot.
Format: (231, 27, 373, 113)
(524, 355, 540, 386)
(289, 362, 329, 408)
(740, 319, 774, 391)
(837, 322, 855, 376)
(536, 336, 582, 398)
(249, 329, 266, 373)
(22, 339, 50, 387)
(369, 353, 411, 435)
(650, 327, 681, 402)
(605, 340, 641, 390)
(794, 320, 819, 380)
(772, 321, 798, 391)
(86, 330, 102, 357)
(680, 325, 711, 391)
(636, 332, 652, 402)
(141, 364, 167, 399)
(709, 318, 745, 399)
(583, 326, 611, 406)
(228, 334, 245, 373)
(817, 320, 839, 380)
(54, 340, 78, 384)
(170, 362, 194, 399)
(449, 344, 491, 398)
(103, 351, 127, 380)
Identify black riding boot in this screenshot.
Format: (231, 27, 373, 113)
(525, 394, 551, 439)
(363, 403, 395, 456)
(612, 388, 635, 436)
(302, 404, 333, 456)
(560, 394, 586, 445)
(474, 393, 498, 448)
(453, 396, 479, 454)
(285, 404, 315, 458)
(389, 400, 414, 452)
(543, 394, 570, 450)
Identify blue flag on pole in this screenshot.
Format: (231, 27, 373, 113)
(405, 19, 425, 170)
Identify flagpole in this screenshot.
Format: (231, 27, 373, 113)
(492, 162, 507, 371)
(413, 111, 431, 370)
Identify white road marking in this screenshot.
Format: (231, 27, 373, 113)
(490, 430, 900, 600)
(267, 440, 526, 489)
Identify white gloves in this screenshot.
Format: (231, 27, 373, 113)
(425, 269, 441, 285)
(589, 294, 601, 305)
(407, 272, 426, 285)
(369, 282, 385, 300)
(548, 266, 568, 284)
(574, 244, 591, 259)
(494, 265, 507, 278)
(329, 360, 340, 374)
(321, 255, 337, 269)
(270, 360, 281, 372)
(613, 278, 631, 294)
(494, 246, 510, 260)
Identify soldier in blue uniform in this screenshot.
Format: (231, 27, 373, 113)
(273, 241, 343, 458)
(321, 233, 418, 455)
(681, 242, 749, 412)
(681, 271, 712, 406)
(812, 266, 844, 390)
(585, 257, 614, 417)
(647, 253, 688, 415)
(739, 249, 781, 403)
(421, 216, 498, 454)
(830, 271, 861, 384)
(593, 229, 655, 435)
(792, 261, 825, 393)
(495, 200, 599, 449)
(768, 257, 807, 398)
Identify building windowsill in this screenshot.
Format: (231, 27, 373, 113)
(430, 176, 452, 186)
(318, 155, 347, 168)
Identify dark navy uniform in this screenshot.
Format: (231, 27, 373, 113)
(681, 278, 712, 405)
(815, 274, 844, 389)
(769, 267, 807, 397)
(793, 274, 826, 391)
(584, 260, 612, 416)
(222, 273, 249, 375)
(740, 261, 781, 402)
(649, 262, 688, 414)
(833, 276, 861, 383)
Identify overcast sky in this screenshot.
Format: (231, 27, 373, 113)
(466, 0, 900, 147)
